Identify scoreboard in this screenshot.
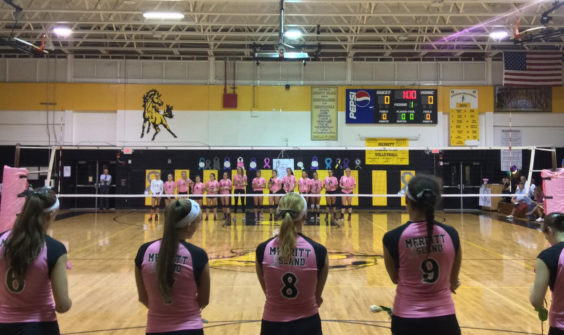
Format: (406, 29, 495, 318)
(346, 89, 438, 124)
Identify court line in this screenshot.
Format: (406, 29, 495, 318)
(461, 238, 535, 269)
(66, 225, 137, 256)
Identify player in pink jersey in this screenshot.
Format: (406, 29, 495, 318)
(309, 171, 323, 223)
(531, 212, 564, 334)
(298, 170, 311, 221)
(252, 171, 267, 221)
(283, 168, 297, 194)
(205, 173, 220, 221)
(176, 171, 192, 197)
(191, 175, 205, 208)
(323, 170, 339, 223)
(135, 199, 210, 335)
(0, 187, 72, 334)
(219, 171, 233, 224)
(268, 170, 283, 221)
(255, 193, 329, 335)
(383, 175, 461, 335)
(233, 167, 248, 219)
(164, 173, 176, 208)
(339, 168, 356, 221)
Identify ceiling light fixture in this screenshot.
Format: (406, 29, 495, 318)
(489, 30, 509, 40)
(143, 11, 184, 20)
(52, 26, 73, 37)
(284, 30, 302, 39)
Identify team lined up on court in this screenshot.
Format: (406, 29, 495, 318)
(1, 177, 564, 335)
(147, 167, 357, 225)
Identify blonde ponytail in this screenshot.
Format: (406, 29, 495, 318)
(276, 192, 306, 261)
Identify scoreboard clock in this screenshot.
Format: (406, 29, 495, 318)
(346, 89, 438, 124)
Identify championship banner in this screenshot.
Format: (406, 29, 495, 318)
(145, 169, 161, 206)
(400, 170, 416, 206)
(366, 138, 409, 165)
(450, 102, 479, 146)
(311, 87, 338, 141)
(371, 171, 388, 207)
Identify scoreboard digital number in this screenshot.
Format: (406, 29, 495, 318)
(346, 89, 437, 124)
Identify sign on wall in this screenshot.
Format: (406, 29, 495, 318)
(449, 89, 478, 109)
(449, 103, 479, 146)
(500, 129, 523, 171)
(311, 87, 338, 141)
(365, 138, 409, 165)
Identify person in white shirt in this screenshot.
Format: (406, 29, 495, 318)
(507, 182, 534, 221)
(99, 168, 112, 210)
(150, 172, 164, 221)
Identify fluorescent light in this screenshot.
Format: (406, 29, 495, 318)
(284, 51, 309, 59)
(52, 26, 72, 37)
(284, 30, 303, 39)
(489, 30, 508, 40)
(143, 11, 184, 20)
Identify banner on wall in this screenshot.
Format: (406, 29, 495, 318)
(365, 138, 409, 165)
(500, 129, 523, 171)
(450, 103, 479, 146)
(311, 87, 338, 141)
(449, 89, 478, 109)
(273, 159, 295, 180)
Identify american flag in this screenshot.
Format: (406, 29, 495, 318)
(503, 51, 562, 87)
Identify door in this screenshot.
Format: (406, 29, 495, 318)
(442, 161, 484, 211)
(75, 160, 98, 209)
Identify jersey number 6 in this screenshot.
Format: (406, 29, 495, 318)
(5, 267, 25, 294)
(420, 258, 439, 284)
(281, 272, 299, 299)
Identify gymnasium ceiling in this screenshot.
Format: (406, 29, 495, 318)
(0, 0, 563, 61)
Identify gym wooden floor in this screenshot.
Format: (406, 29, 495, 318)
(50, 210, 546, 335)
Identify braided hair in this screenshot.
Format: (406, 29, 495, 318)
(406, 175, 442, 254)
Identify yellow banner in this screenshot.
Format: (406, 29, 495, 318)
(450, 103, 479, 146)
(311, 87, 338, 141)
(145, 169, 161, 206)
(371, 171, 387, 206)
(400, 170, 416, 206)
(366, 138, 409, 165)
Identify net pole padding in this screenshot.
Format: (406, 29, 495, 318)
(46, 146, 57, 187)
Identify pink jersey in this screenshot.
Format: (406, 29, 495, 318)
(0, 230, 67, 323)
(282, 175, 297, 193)
(298, 178, 311, 193)
(164, 181, 176, 195)
(206, 180, 219, 194)
(176, 178, 191, 193)
(537, 242, 564, 329)
(340, 175, 356, 194)
(252, 177, 266, 192)
(135, 240, 208, 333)
(383, 221, 460, 318)
(323, 176, 338, 192)
(269, 177, 282, 193)
(192, 182, 204, 195)
(309, 179, 323, 194)
(219, 179, 232, 194)
(256, 234, 327, 322)
(233, 174, 247, 190)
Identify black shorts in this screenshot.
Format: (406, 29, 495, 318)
(550, 327, 564, 335)
(261, 313, 322, 335)
(254, 190, 265, 194)
(164, 194, 174, 199)
(147, 329, 204, 335)
(0, 321, 60, 335)
(325, 190, 337, 195)
(178, 191, 188, 195)
(191, 196, 203, 201)
(391, 314, 460, 335)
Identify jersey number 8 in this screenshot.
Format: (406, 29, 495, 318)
(5, 267, 25, 294)
(281, 272, 299, 299)
(420, 258, 439, 284)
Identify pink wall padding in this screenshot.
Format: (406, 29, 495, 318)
(0, 166, 29, 232)
(542, 169, 564, 214)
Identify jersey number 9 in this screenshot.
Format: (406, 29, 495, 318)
(420, 258, 439, 284)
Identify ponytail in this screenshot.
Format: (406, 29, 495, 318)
(406, 175, 441, 255)
(157, 199, 192, 304)
(4, 187, 57, 281)
(276, 193, 306, 260)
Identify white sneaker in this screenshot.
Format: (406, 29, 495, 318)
(536, 217, 544, 222)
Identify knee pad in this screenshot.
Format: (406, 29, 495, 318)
(311, 204, 316, 210)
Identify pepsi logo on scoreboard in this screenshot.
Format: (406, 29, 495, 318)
(346, 89, 375, 124)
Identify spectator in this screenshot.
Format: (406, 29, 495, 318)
(507, 182, 534, 221)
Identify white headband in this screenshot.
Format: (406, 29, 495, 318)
(43, 197, 60, 213)
(175, 199, 201, 228)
